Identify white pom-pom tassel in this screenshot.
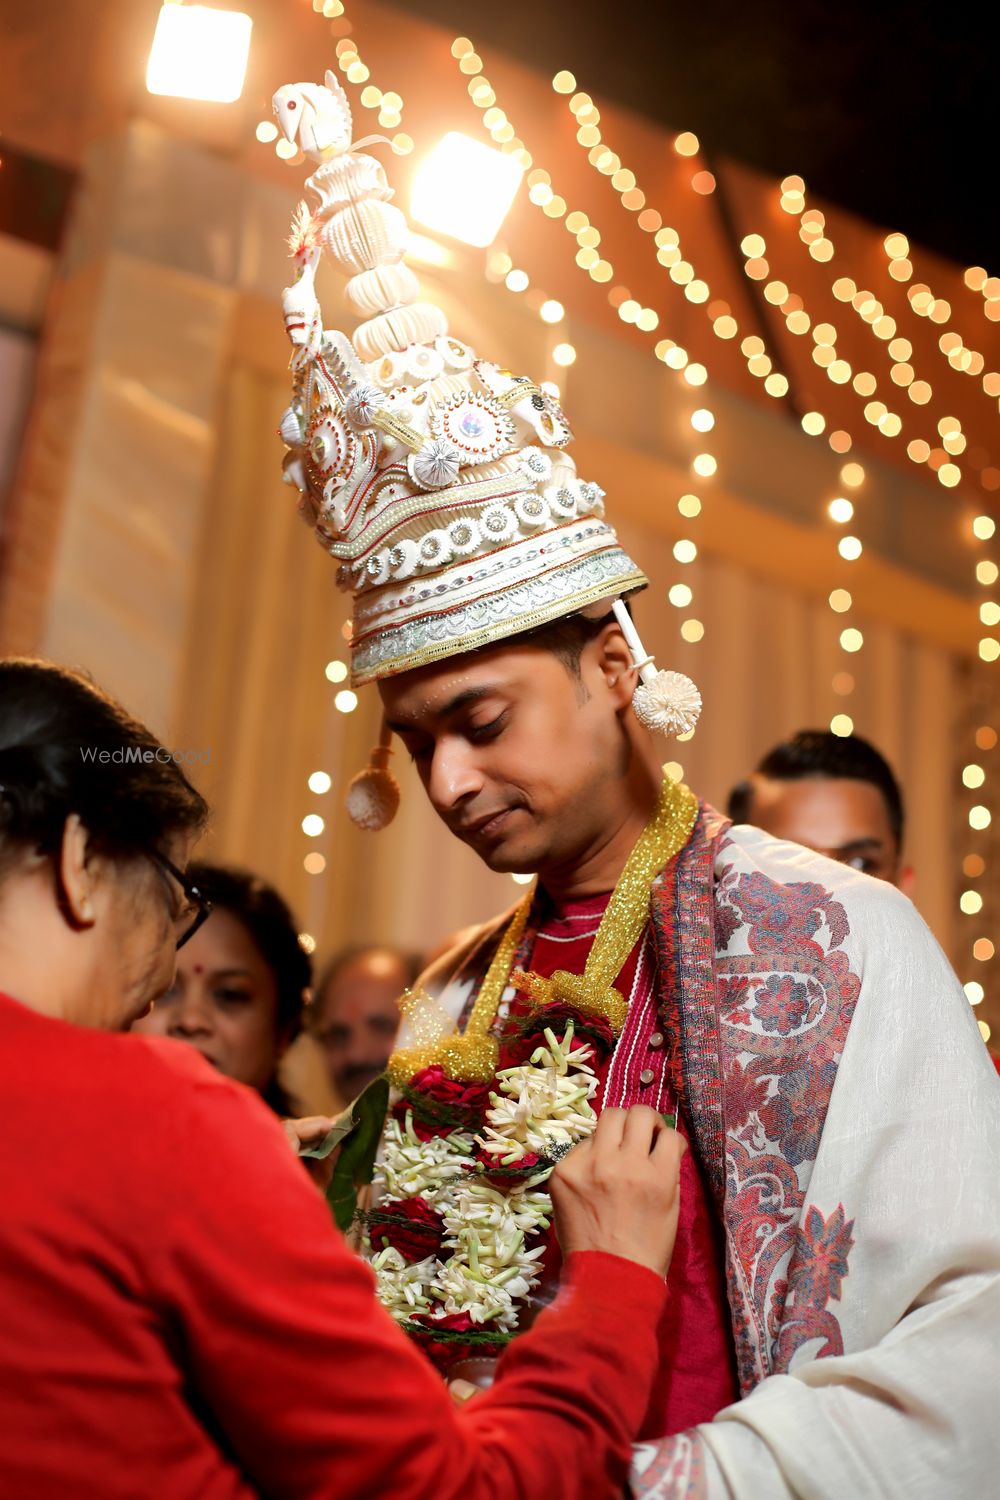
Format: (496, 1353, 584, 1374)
(611, 599, 702, 739)
(632, 671, 702, 737)
(345, 723, 400, 831)
(346, 764, 399, 830)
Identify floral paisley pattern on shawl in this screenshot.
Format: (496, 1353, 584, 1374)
(632, 1431, 707, 1497)
(655, 812, 860, 1396)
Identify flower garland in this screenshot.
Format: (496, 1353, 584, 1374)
(361, 772, 698, 1369)
(365, 1019, 603, 1363)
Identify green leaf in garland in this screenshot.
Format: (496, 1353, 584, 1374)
(326, 1075, 390, 1233)
(299, 1107, 360, 1160)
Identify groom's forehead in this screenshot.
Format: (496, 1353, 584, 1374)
(378, 645, 549, 721)
(379, 670, 507, 727)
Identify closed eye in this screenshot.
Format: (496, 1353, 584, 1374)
(467, 713, 507, 744)
(399, 708, 509, 762)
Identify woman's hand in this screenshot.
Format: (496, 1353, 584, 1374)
(281, 1116, 341, 1190)
(549, 1106, 685, 1279)
(281, 1115, 339, 1155)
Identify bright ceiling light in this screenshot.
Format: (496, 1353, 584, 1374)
(411, 132, 523, 248)
(146, 5, 252, 104)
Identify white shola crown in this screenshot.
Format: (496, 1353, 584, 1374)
(272, 72, 701, 829)
(273, 70, 648, 687)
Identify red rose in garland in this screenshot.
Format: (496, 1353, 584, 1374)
(368, 1196, 445, 1262)
(411, 1065, 493, 1111)
(470, 1146, 542, 1182)
(413, 1310, 475, 1335)
(410, 1311, 483, 1370)
(393, 1064, 493, 1139)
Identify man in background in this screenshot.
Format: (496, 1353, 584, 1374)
(310, 945, 419, 1104)
(727, 729, 913, 891)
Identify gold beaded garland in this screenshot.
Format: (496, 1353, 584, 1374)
(386, 770, 698, 1084)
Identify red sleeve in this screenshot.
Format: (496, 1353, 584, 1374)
(152, 1074, 667, 1500)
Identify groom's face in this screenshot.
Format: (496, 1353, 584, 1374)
(379, 630, 632, 878)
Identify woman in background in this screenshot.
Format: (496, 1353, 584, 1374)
(134, 862, 311, 1115)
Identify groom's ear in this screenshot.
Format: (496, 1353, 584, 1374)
(591, 621, 637, 709)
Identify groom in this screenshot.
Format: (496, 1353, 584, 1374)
(274, 70, 1000, 1497)
(372, 611, 1000, 1496)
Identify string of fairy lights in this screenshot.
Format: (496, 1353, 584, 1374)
(786, 190, 1000, 496)
(507, 91, 878, 748)
(965, 266, 1000, 325)
(450, 41, 715, 746)
(963, 515, 999, 1039)
(766, 187, 999, 1017)
(541, 80, 879, 744)
(456, 37, 1000, 1030)
(729, 193, 982, 758)
(884, 240, 1000, 412)
(265, 7, 997, 1030)
(544, 77, 1000, 1023)
(797, 206, 1000, 1031)
(254, 3, 415, 931)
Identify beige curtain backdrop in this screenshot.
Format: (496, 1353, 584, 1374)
(7, 123, 985, 1066)
(172, 349, 961, 973)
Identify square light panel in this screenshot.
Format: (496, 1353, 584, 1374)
(146, 4, 253, 104)
(410, 132, 523, 249)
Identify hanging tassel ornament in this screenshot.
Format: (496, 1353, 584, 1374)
(611, 600, 702, 737)
(346, 718, 400, 830)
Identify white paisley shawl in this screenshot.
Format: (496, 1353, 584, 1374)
(400, 806, 1000, 1498)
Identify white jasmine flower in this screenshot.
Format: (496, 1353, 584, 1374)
(376, 1114, 474, 1202)
(432, 1244, 546, 1330)
(440, 1180, 551, 1243)
(370, 1247, 436, 1323)
(433, 1257, 513, 1325)
(364, 1025, 603, 1344)
(476, 1025, 599, 1162)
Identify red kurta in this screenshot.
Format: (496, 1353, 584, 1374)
(0, 991, 667, 1500)
(510, 889, 739, 1437)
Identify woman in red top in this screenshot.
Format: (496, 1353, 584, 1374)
(0, 657, 684, 1500)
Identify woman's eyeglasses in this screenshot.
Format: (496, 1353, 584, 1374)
(149, 853, 212, 949)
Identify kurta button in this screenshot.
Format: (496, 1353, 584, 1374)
(639, 1068, 655, 1086)
(649, 1032, 664, 1049)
